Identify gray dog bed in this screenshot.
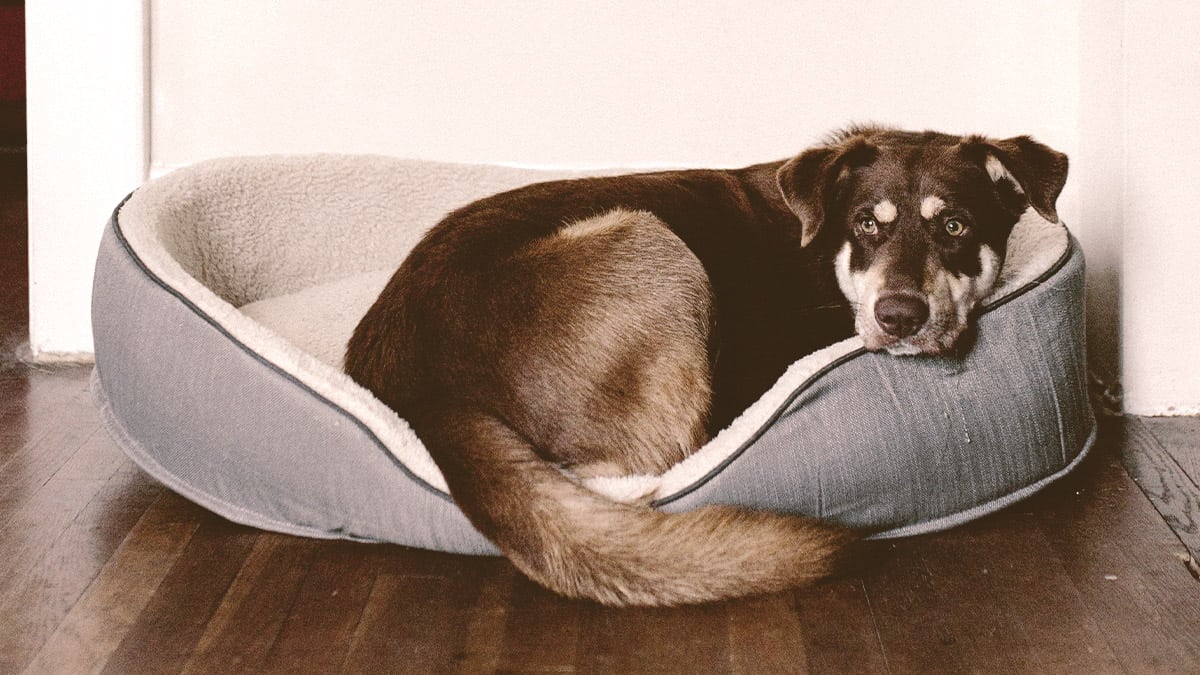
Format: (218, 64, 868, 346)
(91, 155, 1095, 554)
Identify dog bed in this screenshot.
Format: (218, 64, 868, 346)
(91, 154, 1095, 555)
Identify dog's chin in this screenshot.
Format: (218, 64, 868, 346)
(860, 324, 967, 356)
(882, 341, 926, 356)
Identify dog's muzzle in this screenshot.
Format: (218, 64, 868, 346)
(836, 243, 1001, 356)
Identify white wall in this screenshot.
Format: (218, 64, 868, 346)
(24, 0, 1200, 414)
(25, 1, 146, 360)
(1120, 2, 1200, 414)
(147, 1, 1081, 173)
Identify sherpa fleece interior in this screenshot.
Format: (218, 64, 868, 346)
(113, 154, 1072, 506)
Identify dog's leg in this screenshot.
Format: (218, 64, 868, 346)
(494, 208, 714, 476)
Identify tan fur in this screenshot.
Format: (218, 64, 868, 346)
(556, 209, 635, 240)
(422, 406, 852, 606)
(515, 209, 713, 473)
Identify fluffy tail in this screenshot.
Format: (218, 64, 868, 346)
(417, 406, 856, 607)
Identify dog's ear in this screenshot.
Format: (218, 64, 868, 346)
(777, 137, 878, 247)
(963, 135, 1069, 223)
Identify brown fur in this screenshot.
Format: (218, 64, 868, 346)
(344, 127, 1067, 606)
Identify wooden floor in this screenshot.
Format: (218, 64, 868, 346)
(3, 154, 1199, 673)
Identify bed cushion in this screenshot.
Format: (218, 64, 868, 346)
(91, 154, 1096, 554)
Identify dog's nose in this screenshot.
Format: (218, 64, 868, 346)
(874, 294, 929, 338)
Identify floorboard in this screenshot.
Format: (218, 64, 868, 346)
(1030, 420, 1200, 671)
(446, 561, 517, 672)
(1117, 416, 1200, 565)
(576, 600, 729, 673)
(1141, 416, 1200, 484)
(101, 511, 259, 674)
(338, 551, 451, 670)
(23, 491, 194, 675)
(257, 541, 378, 673)
(724, 593, 811, 674)
(498, 577, 585, 671)
(793, 578, 889, 673)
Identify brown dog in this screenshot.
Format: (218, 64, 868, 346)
(344, 127, 1068, 606)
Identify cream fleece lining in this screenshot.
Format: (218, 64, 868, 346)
(117, 155, 1068, 501)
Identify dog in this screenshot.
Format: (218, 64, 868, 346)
(344, 126, 1068, 606)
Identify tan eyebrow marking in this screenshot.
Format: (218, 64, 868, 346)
(873, 199, 898, 223)
(920, 196, 946, 220)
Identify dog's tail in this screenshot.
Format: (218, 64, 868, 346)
(418, 406, 855, 607)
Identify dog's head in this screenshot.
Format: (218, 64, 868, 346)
(777, 127, 1068, 355)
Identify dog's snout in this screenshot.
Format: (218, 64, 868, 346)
(874, 294, 929, 338)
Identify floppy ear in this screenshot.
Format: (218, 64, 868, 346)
(967, 135, 1069, 223)
(776, 136, 877, 247)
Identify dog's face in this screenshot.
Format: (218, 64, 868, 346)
(777, 128, 1068, 355)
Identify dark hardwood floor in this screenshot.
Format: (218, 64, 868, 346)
(2, 151, 1198, 673)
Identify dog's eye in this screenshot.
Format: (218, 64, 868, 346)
(944, 218, 967, 237)
(857, 217, 879, 235)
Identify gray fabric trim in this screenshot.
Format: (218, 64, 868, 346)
(91, 368, 354, 541)
(868, 421, 1097, 539)
(92, 219, 498, 554)
(104, 199, 450, 502)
